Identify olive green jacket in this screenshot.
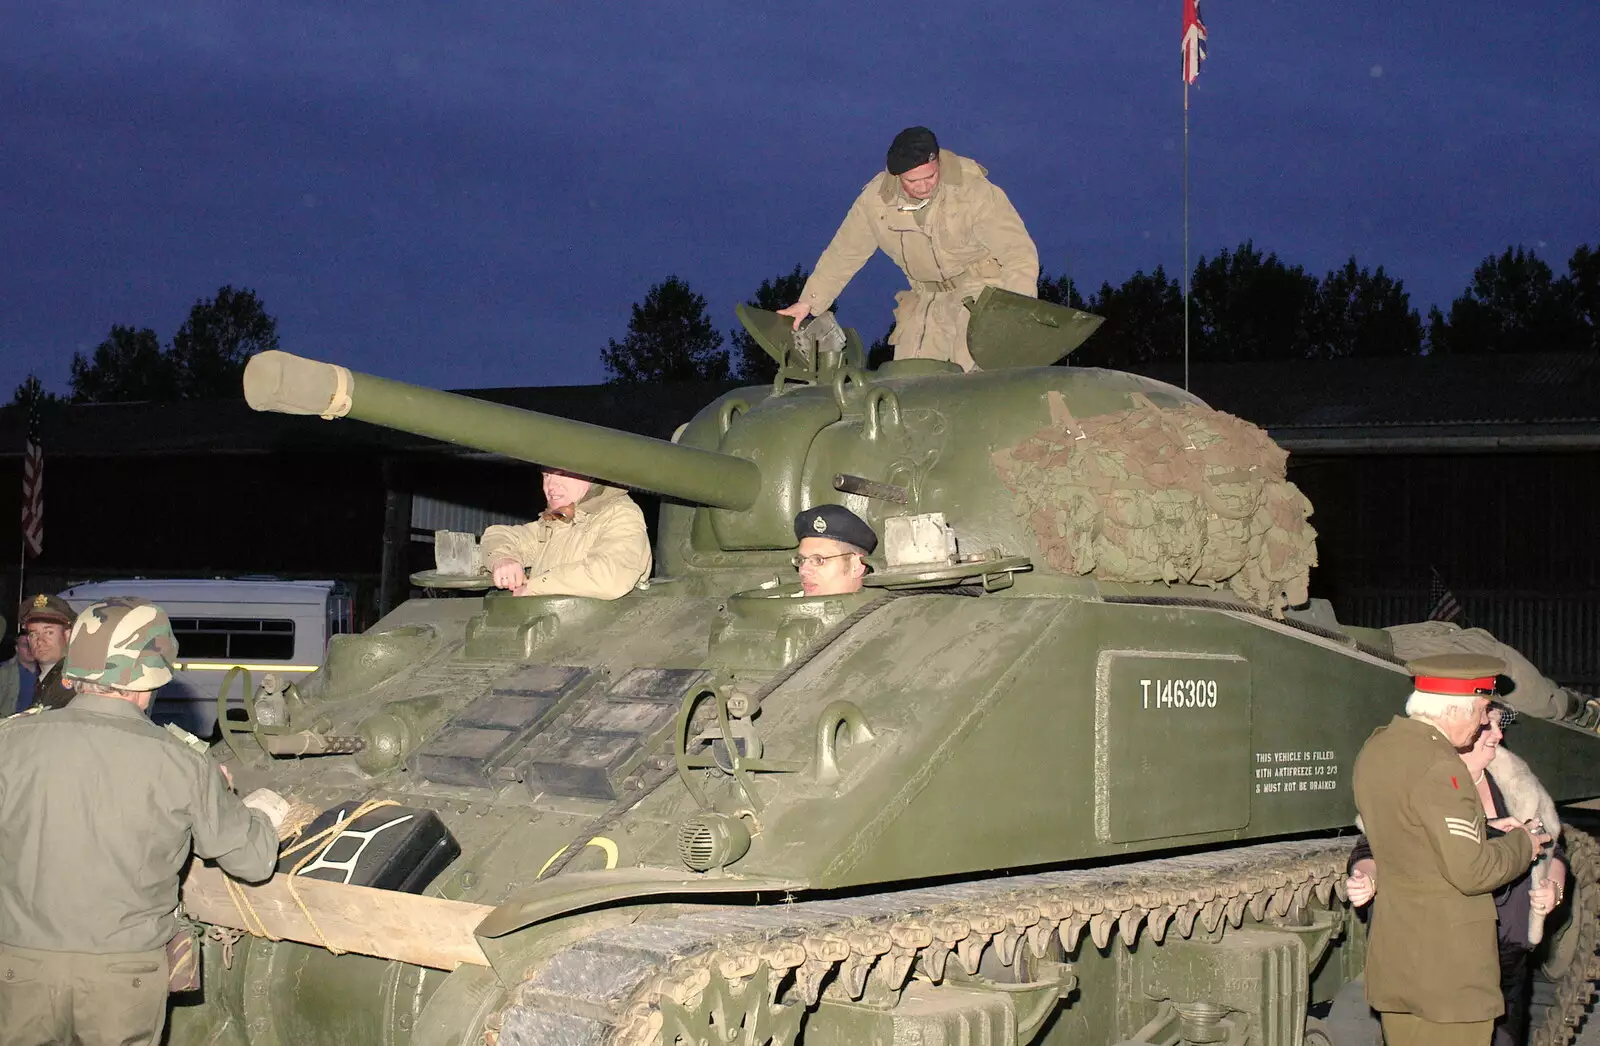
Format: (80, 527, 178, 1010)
(1352, 715, 1534, 1022)
(0, 661, 18, 718)
(479, 484, 651, 600)
(0, 695, 277, 953)
(796, 150, 1040, 371)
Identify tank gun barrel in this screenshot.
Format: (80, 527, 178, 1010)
(242, 351, 761, 510)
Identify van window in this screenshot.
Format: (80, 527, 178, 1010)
(170, 618, 296, 661)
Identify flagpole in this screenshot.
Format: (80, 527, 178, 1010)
(1183, 78, 1191, 393)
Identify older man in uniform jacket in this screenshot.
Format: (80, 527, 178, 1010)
(778, 126, 1040, 372)
(0, 598, 283, 1046)
(1352, 654, 1550, 1046)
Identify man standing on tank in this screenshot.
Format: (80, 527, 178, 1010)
(792, 505, 876, 597)
(0, 597, 284, 1046)
(1352, 654, 1551, 1046)
(777, 127, 1040, 372)
(482, 467, 652, 599)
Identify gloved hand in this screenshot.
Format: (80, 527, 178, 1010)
(242, 788, 291, 830)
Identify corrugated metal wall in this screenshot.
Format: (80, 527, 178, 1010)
(409, 495, 524, 539)
(1295, 452, 1600, 694)
(1336, 589, 1600, 692)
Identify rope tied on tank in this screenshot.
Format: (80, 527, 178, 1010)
(221, 797, 402, 956)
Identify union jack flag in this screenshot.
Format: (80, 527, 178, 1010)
(1427, 566, 1466, 626)
(1182, 0, 1208, 85)
(20, 390, 43, 558)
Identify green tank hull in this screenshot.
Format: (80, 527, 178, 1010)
(174, 312, 1600, 1046)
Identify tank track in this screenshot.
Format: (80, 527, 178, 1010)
(489, 838, 1355, 1046)
(484, 831, 1600, 1046)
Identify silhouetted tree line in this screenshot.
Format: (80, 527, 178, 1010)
(11, 285, 278, 406)
(607, 240, 1600, 383)
(13, 242, 1598, 405)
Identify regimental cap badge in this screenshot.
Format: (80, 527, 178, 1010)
(812, 516, 827, 534)
(32, 594, 48, 609)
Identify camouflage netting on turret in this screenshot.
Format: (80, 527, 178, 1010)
(1385, 621, 1578, 720)
(993, 391, 1318, 615)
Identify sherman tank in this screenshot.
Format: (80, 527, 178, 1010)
(171, 292, 1600, 1046)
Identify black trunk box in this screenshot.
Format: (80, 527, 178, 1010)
(278, 802, 459, 893)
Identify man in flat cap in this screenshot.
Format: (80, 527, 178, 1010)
(778, 126, 1040, 372)
(17, 593, 76, 711)
(0, 598, 283, 1046)
(0, 615, 31, 718)
(1352, 654, 1552, 1046)
(792, 505, 877, 597)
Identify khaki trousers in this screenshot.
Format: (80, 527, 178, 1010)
(1381, 1012, 1494, 1046)
(0, 942, 167, 1046)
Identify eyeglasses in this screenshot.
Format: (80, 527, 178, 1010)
(791, 552, 860, 570)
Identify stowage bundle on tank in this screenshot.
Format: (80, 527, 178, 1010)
(1386, 620, 1584, 720)
(992, 390, 1318, 613)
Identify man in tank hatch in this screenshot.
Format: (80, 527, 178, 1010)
(777, 126, 1040, 372)
(481, 467, 652, 600)
(792, 505, 876, 597)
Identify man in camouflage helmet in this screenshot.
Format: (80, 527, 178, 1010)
(1353, 654, 1553, 1046)
(0, 598, 284, 1046)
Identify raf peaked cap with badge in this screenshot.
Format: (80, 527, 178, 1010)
(793, 505, 878, 554)
(20, 593, 75, 629)
(1405, 653, 1506, 697)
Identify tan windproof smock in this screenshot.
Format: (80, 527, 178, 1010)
(479, 483, 652, 600)
(795, 149, 1040, 371)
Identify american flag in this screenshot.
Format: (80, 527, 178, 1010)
(1182, 0, 1208, 85)
(20, 392, 43, 558)
(1427, 566, 1465, 625)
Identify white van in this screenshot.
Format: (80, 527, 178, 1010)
(58, 578, 354, 736)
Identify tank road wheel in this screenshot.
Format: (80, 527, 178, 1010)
(655, 961, 805, 1046)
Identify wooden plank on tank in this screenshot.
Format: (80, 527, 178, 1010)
(181, 864, 493, 970)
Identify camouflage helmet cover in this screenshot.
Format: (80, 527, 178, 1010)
(65, 597, 179, 691)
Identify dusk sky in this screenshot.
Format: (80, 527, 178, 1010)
(3, 1, 1595, 400)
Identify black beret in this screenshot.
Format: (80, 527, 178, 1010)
(794, 504, 877, 554)
(886, 126, 939, 176)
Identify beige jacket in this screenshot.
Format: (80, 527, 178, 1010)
(797, 150, 1040, 370)
(479, 484, 651, 600)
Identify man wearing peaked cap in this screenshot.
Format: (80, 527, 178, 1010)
(0, 597, 284, 1046)
(1352, 653, 1553, 1046)
(19, 592, 76, 711)
(793, 505, 876, 597)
